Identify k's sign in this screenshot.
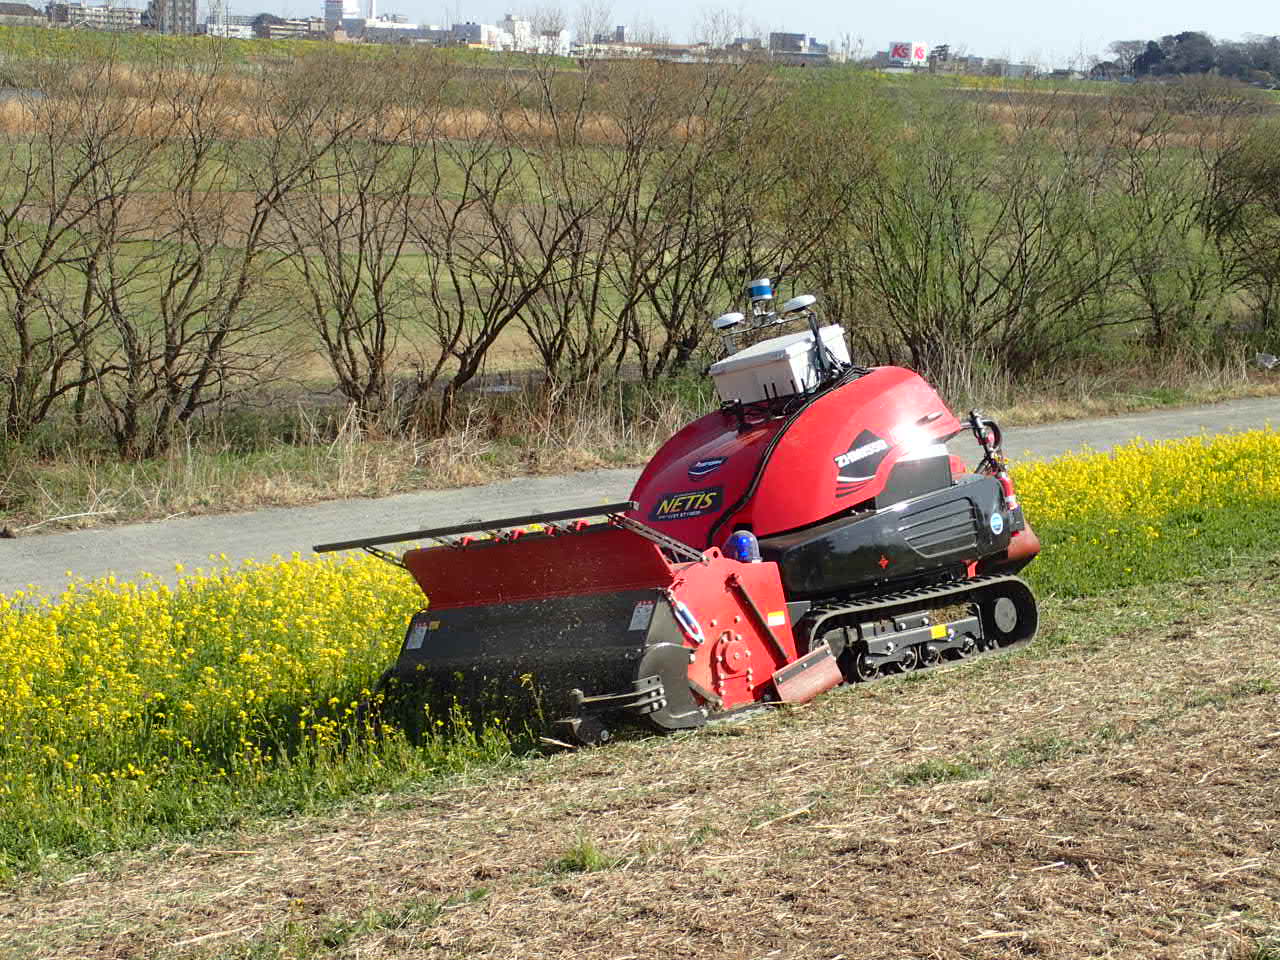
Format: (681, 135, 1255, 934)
(890, 41, 929, 64)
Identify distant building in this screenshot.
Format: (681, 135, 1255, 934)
(535, 27, 569, 56)
(146, 0, 195, 34)
(451, 21, 507, 49)
(498, 12, 530, 50)
(322, 0, 357, 29)
(983, 58, 1036, 78)
(929, 49, 988, 75)
(416, 24, 452, 43)
(47, 1, 144, 28)
(201, 13, 252, 37)
(0, 1, 44, 25)
(363, 14, 426, 42)
(256, 15, 324, 38)
(573, 39, 643, 58)
(768, 31, 806, 53)
(887, 41, 929, 66)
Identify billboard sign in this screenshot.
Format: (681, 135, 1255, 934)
(889, 41, 929, 65)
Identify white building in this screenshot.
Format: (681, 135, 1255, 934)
(146, 0, 196, 34)
(498, 12, 531, 50)
(571, 40, 643, 58)
(203, 17, 252, 37)
(452, 21, 509, 49)
(323, 0, 358, 28)
(48, 2, 145, 29)
(535, 28, 570, 56)
(362, 14, 423, 41)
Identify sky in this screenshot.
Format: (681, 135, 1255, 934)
(249, 0, 1276, 69)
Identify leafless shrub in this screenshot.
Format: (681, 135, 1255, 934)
(0, 56, 131, 442)
(279, 50, 455, 425)
(74, 52, 349, 458)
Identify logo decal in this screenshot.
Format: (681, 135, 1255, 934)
(649, 486, 724, 522)
(834, 430, 892, 497)
(687, 456, 728, 480)
(990, 512, 1004, 536)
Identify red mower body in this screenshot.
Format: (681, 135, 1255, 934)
(316, 326, 1040, 745)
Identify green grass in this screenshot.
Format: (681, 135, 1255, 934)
(199, 887, 491, 959)
(548, 837, 620, 874)
(0, 24, 576, 69)
(998, 734, 1082, 768)
(0, 703, 520, 886)
(889, 758, 985, 785)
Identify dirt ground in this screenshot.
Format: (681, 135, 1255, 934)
(1, 564, 1278, 960)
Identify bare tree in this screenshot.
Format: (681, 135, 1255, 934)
(695, 6, 750, 49)
(280, 52, 453, 423)
(80, 52, 367, 457)
(0, 57, 162, 443)
(1111, 81, 1257, 353)
(1107, 40, 1145, 75)
(515, 65, 633, 381)
(601, 61, 794, 377)
(843, 89, 1138, 379)
(1210, 117, 1280, 338)
(573, 0, 611, 45)
(406, 64, 609, 427)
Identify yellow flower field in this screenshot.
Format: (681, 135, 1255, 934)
(0, 428, 1277, 877)
(1011, 428, 1280, 592)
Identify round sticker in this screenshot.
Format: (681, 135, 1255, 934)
(990, 512, 1005, 535)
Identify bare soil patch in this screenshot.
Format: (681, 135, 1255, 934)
(1, 566, 1277, 959)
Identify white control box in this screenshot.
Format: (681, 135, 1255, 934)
(710, 324, 850, 404)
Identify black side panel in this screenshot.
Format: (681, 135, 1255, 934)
(900, 497, 979, 557)
(759, 475, 1010, 597)
(877, 454, 952, 506)
(394, 590, 655, 720)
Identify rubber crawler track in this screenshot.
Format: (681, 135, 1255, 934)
(797, 573, 1038, 684)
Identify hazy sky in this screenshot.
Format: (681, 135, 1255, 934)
(256, 0, 1275, 68)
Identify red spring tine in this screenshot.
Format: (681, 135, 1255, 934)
(572, 519, 590, 532)
(458, 535, 475, 547)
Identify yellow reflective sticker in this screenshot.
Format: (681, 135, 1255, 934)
(930, 624, 947, 639)
(766, 611, 786, 627)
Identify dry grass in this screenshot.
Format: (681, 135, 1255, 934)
(958, 362, 1280, 427)
(0, 379, 699, 533)
(1, 561, 1276, 959)
(0, 89, 698, 147)
(4, 365, 1280, 535)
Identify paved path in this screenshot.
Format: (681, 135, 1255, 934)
(3, 396, 1278, 595)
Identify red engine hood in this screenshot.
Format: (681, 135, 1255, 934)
(628, 367, 962, 550)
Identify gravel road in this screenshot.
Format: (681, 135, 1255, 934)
(3, 395, 1278, 595)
